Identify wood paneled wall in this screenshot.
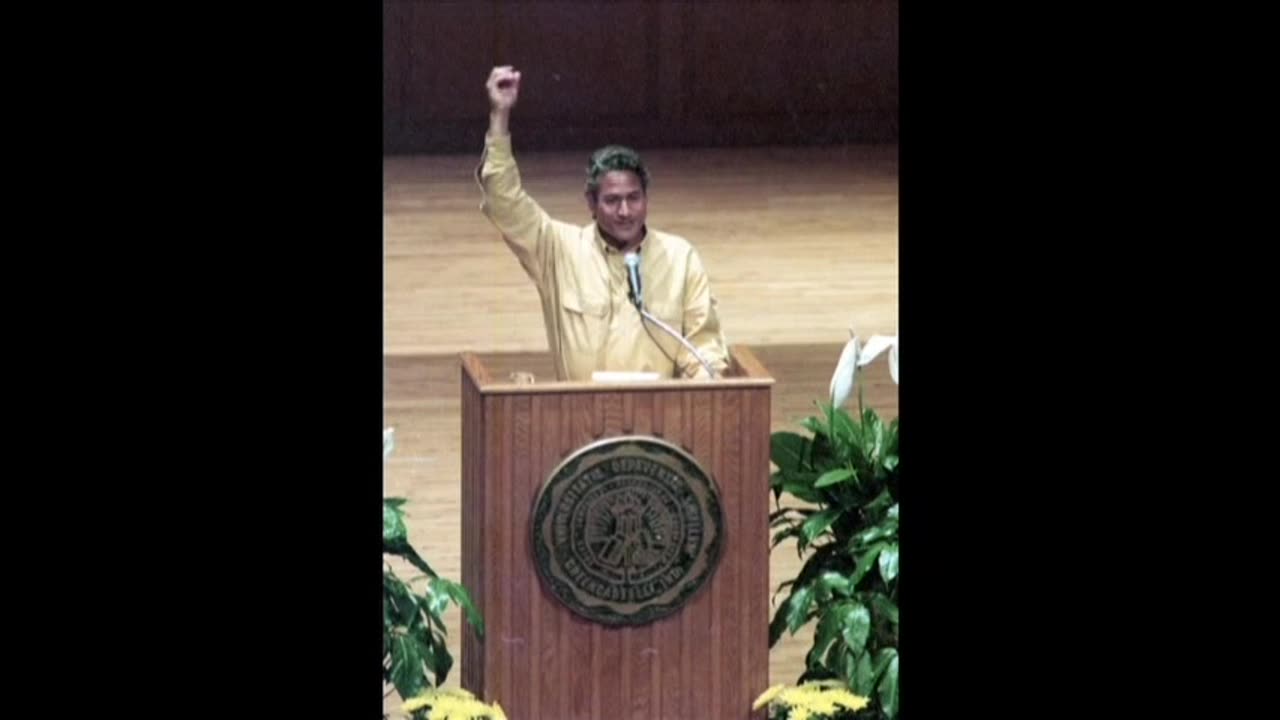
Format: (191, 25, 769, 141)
(385, 0, 898, 153)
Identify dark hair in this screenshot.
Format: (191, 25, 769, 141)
(585, 145, 650, 199)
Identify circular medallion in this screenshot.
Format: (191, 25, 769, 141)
(531, 435, 724, 626)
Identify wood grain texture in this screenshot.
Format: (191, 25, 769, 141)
(460, 364, 487, 694)
(455, 358, 779, 718)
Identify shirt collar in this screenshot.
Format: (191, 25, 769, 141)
(594, 223, 647, 258)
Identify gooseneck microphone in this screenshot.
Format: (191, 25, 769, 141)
(623, 251, 717, 379)
(623, 252, 643, 309)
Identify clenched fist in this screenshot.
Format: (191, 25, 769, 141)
(486, 66, 521, 112)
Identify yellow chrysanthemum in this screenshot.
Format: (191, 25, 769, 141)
(435, 695, 508, 720)
(784, 685, 830, 714)
(402, 687, 506, 720)
(424, 695, 463, 719)
(402, 694, 434, 713)
(823, 688, 869, 712)
(753, 683, 788, 709)
(753, 681, 871, 719)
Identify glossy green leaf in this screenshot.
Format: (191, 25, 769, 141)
(817, 571, 852, 598)
(879, 543, 899, 583)
(806, 606, 842, 669)
(781, 478, 823, 504)
(389, 634, 429, 700)
(849, 542, 886, 590)
(855, 521, 897, 548)
(786, 584, 816, 635)
(801, 509, 840, 545)
(432, 576, 485, 637)
(872, 594, 899, 626)
(826, 405, 858, 445)
(384, 572, 420, 626)
(791, 545, 841, 590)
(424, 584, 450, 618)
(800, 416, 829, 438)
(386, 542, 438, 579)
(814, 467, 856, 488)
(771, 432, 809, 474)
(384, 503, 407, 544)
(769, 600, 791, 647)
(878, 650, 899, 718)
(864, 489, 895, 517)
(839, 602, 872, 656)
(424, 628, 452, 687)
(885, 419, 900, 458)
(852, 649, 876, 695)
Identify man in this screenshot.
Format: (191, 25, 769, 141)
(476, 65, 729, 381)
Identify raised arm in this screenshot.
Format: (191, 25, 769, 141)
(476, 66, 562, 284)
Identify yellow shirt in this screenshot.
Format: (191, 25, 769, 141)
(477, 134, 729, 381)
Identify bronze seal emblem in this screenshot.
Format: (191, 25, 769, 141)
(531, 435, 724, 626)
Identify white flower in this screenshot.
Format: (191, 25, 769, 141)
(859, 335, 893, 366)
(889, 338, 898, 384)
(829, 333, 861, 408)
(859, 333, 899, 386)
(831, 329, 898, 408)
(383, 427, 395, 459)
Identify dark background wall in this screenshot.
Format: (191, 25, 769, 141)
(384, 0, 898, 154)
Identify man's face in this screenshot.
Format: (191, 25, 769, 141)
(587, 170, 648, 248)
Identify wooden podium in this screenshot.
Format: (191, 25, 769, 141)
(459, 347, 774, 720)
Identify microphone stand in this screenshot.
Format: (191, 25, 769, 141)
(635, 302, 718, 379)
(623, 248, 717, 379)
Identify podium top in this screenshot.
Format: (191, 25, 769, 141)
(461, 345, 774, 395)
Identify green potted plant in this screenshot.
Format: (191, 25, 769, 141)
(384, 428, 486, 717)
(766, 332, 900, 719)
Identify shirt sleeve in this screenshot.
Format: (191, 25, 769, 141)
(475, 133, 564, 287)
(679, 248, 730, 379)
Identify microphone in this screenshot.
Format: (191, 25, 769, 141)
(623, 250, 718, 379)
(623, 252, 643, 309)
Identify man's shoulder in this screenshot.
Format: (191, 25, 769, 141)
(645, 227, 695, 255)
